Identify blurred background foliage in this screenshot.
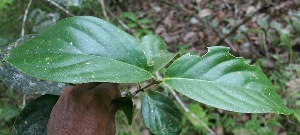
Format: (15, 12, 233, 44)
(0, 0, 300, 135)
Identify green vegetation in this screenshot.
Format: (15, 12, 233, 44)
(1, 0, 299, 134)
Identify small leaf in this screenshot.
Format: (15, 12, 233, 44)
(0, 37, 8, 47)
(291, 17, 300, 32)
(270, 21, 283, 32)
(114, 97, 133, 125)
(118, 12, 137, 22)
(142, 91, 182, 135)
(256, 18, 269, 29)
(141, 35, 176, 72)
(165, 46, 293, 115)
(5, 16, 153, 83)
(12, 95, 59, 135)
(0, 106, 19, 122)
(294, 109, 300, 123)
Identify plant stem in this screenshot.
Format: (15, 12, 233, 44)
(105, 7, 131, 31)
(21, 0, 33, 107)
(21, 0, 32, 37)
(131, 80, 162, 97)
(46, 0, 75, 16)
(98, 0, 109, 20)
(155, 72, 216, 135)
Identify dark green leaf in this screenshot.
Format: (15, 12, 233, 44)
(165, 46, 293, 115)
(142, 91, 182, 135)
(12, 95, 59, 135)
(141, 35, 176, 72)
(5, 16, 153, 83)
(114, 97, 133, 125)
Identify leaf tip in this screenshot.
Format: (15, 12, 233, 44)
(281, 108, 294, 115)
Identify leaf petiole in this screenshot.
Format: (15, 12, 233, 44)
(130, 80, 162, 97)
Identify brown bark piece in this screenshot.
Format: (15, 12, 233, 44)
(48, 83, 121, 135)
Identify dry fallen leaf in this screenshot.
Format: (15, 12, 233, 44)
(286, 78, 300, 91)
(246, 6, 256, 15)
(198, 8, 213, 18)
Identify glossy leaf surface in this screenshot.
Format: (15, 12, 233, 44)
(142, 91, 182, 135)
(12, 95, 59, 135)
(5, 16, 152, 83)
(0, 35, 67, 95)
(141, 35, 176, 72)
(165, 46, 293, 115)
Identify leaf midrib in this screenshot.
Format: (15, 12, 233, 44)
(7, 52, 152, 75)
(164, 77, 269, 92)
(164, 77, 280, 112)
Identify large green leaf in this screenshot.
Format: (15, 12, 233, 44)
(0, 35, 67, 95)
(5, 16, 153, 83)
(141, 35, 176, 72)
(164, 46, 293, 115)
(142, 91, 182, 135)
(12, 95, 59, 135)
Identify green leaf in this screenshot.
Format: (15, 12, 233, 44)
(0, 106, 19, 122)
(5, 16, 153, 83)
(294, 109, 300, 123)
(12, 95, 59, 135)
(118, 12, 137, 22)
(256, 18, 269, 29)
(1, 35, 67, 95)
(114, 97, 133, 125)
(291, 17, 300, 32)
(142, 91, 182, 135)
(270, 21, 283, 32)
(164, 46, 293, 115)
(0, 37, 8, 47)
(141, 35, 176, 72)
